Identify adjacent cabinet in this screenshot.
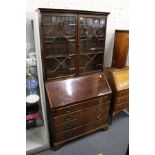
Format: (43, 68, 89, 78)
(111, 30, 129, 68)
(38, 8, 110, 81)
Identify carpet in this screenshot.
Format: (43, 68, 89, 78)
(34, 111, 129, 155)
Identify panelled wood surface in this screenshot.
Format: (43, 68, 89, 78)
(112, 68, 129, 91)
(55, 118, 107, 142)
(54, 109, 109, 134)
(45, 73, 111, 108)
(53, 125, 108, 149)
(53, 102, 109, 125)
(104, 67, 129, 123)
(112, 30, 129, 68)
(53, 95, 110, 116)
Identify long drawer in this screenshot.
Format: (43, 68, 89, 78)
(117, 89, 129, 97)
(53, 101, 110, 125)
(54, 110, 109, 134)
(116, 95, 129, 104)
(52, 95, 110, 116)
(55, 118, 107, 142)
(115, 101, 129, 111)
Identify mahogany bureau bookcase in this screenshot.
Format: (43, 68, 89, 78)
(38, 8, 111, 150)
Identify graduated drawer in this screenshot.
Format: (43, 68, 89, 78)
(115, 101, 129, 111)
(53, 101, 110, 125)
(53, 95, 110, 116)
(116, 95, 129, 104)
(117, 89, 129, 97)
(54, 110, 109, 134)
(55, 118, 107, 142)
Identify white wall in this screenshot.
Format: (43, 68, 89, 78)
(26, 0, 129, 67)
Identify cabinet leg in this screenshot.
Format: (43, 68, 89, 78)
(109, 114, 113, 125)
(112, 112, 116, 117)
(101, 125, 109, 131)
(53, 143, 62, 151)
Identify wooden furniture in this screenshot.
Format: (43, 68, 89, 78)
(45, 73, 111, 150)
(105, 67, 129, 123)
(111, 30, 129, 68)
(38, 8, 110, 81)
(38, 8, 111, 150)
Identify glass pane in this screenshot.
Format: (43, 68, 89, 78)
(26, 17, 49, 153)
(42, 15, 76, 79)
(79, 16, 105, 74)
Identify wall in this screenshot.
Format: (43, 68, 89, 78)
(26, 0, 129, 67)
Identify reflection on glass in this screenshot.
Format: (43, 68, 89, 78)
(100, 19, 105, 26)
(94, 19, 99, 27)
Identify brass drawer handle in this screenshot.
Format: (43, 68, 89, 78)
(64, 107, 71, 113)
(64, 124, 72, 130)
(98, 100, 102, 104)
(97, 105, 103, 111)
(64, 131, 73, 138)
(96, 115, 101, 120)
(64, 115, 73, 121)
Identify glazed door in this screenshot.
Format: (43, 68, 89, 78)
(78, 15, 106, 74)
(42, 14, 77, 80)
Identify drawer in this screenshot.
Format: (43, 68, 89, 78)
(55, 118, 107, 142)
(116, 95, 129, 104)
(117, 89, 129, 97)
(115, 101, 129, 111)
(54, 110, 108, 134)
(53, 101, 110, 125)
(53, 95, 110, 116)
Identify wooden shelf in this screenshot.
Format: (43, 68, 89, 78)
(89, 47, 103, 51)
(43, 23, 76, 26)
(26, 126, 48, 152)
(44, 36, 75, 39)
(47, 68, 76, 74)
(80, 51, 103, 55)
(46, 54, 75, 59)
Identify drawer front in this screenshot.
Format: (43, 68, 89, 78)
(55, 118, 107, 142)
(55, 110, 108, 134)
(116, 95, 129, 104)
(115, 101, 129, 111)
(54, 101, 110, 125)
(117, 89, 129, 97)
(53, 95, 110, 116)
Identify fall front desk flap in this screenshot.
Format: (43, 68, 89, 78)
(112, 68, 129, 91)
(45, 73, 112, 108)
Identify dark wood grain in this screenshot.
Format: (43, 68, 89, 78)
(38, 8, 110, 16)
(112, 30, 129, 68)
(53, 102, 109, 125)
(38, 9, 111, 150)
(53, 124, 108, 150)
(54, 110, 109, 134)
(53, 95, 110, 116)
(45, 73, 111, 108)
(55, 118, 107, 142)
